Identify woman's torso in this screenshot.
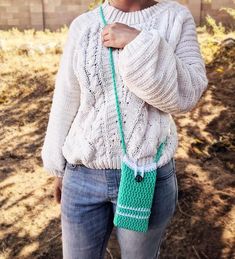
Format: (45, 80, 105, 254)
(62, 0, 183, 169)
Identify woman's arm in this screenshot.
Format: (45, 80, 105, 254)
(41, 19, 81, 177)
(117, 7, 208, 114)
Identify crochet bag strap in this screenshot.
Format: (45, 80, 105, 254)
(99, 4, 166, 163)
(99, 4, 168, 233)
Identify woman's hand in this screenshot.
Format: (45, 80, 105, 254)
(54, 177, 63, 204)
(101, 22, 141, 49)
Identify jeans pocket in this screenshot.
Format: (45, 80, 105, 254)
(149, 173, 177, 228)
(149, 158, 178, 226)
(156, 169, 174, 182)
(155, 158, 175, 184)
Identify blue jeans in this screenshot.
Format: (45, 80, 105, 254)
(61, 157, 178, 259)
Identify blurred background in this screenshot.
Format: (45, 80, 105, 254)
(0, 0, 234, 258)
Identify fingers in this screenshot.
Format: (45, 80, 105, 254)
(102, 34, 110, 43)
(101, 30, 111, 44)
(54, 178, 62, 204)
(101, 33, 112, 47)
(54, 186, 61, 204)
(102, 27, 110, 37)
(102, 39, 112, 48)
(101, 23, 128, 48)
(101, 24, 114, 46)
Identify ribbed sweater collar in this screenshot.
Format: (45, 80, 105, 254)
(98, 0, 170, 25)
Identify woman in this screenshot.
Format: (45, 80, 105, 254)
(41, 0, 208, 258)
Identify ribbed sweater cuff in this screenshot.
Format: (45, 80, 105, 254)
(43, 167, 64, 178)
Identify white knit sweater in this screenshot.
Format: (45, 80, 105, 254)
(41, 0, 208, 177)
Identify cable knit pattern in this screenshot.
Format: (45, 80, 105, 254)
(41, 0, 208, 177)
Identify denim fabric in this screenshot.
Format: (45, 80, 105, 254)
(61, 157, 178, 259)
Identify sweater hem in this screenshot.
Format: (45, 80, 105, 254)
(63, 139, 178, 171)
(42, 167, 65, 178)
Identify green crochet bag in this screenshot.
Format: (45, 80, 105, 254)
(99, 5, 167, 232)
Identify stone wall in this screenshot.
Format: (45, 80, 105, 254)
(0, 0, 234, 30)
(0, 0, 89, 30)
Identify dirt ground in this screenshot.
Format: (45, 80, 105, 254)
(0, 28, 234, 258)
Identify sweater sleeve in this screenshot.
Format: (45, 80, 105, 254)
(117, 8, 208, 114)
(40, 19, 81, 177)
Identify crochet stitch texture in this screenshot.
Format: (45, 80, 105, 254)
(41, 0, 208, 177)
